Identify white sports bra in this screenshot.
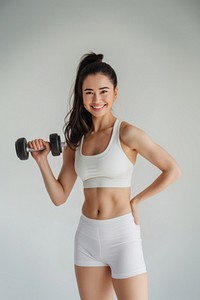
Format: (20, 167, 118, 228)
(74, 119, 134, 188)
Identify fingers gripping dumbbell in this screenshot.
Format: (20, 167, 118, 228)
(15, 134, 67, 160)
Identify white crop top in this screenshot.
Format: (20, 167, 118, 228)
(74, 119, 134, 188)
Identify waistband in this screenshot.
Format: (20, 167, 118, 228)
(83, 177, 132, 188)
(80, 212, 133, 227)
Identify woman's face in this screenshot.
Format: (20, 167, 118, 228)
(82, 73, 118, 117)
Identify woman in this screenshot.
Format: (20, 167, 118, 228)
(29, 52, 181, 300)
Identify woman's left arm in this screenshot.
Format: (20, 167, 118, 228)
(122, 124, 182, 223)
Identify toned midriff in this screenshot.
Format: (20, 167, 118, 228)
(82, 187, 132, 220)
(81, 120, 136, 220)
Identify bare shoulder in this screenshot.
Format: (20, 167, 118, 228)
(120, 120, 149, 151)
(120, 120, 181, 174)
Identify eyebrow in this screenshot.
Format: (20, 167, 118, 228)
(84, 87, 110, 91)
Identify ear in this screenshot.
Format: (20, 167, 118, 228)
(114, 86, 118, 100)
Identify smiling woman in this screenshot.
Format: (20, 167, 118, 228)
(82, 74, 118, 116)
(83, 86, 110, 111)
(28, 52, 181, 300)
(63, 52, 118, 149)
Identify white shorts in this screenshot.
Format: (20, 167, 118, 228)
(74, 212, 147, 279)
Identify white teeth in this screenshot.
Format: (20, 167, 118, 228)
(92, 105, 105, 109)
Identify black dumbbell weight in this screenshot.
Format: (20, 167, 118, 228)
(15, 133, 66, 160)
(49, 133, 62, 156)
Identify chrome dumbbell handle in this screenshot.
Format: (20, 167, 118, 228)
(26, 142, 67, 153)
(61, 142, 67, 147)
(26, 146, 46, 152)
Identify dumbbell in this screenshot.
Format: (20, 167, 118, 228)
(15, 133, 66, 160)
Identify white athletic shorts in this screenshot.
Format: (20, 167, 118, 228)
(74, 212, 147, 279)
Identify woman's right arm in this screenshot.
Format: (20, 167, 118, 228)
(29, 139, 77, 206)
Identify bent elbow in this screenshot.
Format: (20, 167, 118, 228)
(172, 164, 182, 182)
(52, 197, 67, 207)
(53, 201, 61, 207)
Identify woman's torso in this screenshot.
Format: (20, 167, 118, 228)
(82, 187, 132, 219)
(75, 118, 137, 220)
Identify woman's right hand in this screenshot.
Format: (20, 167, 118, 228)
(28, 139, 50, 163)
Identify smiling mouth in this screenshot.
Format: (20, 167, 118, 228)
(91, 104, 106, 110)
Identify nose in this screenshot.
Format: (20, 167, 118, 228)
(92, 93, 101, 103)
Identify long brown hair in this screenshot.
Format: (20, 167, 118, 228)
(63, 52, 118, 150)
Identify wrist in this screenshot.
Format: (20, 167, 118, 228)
(36, 157, 49, 168)
(130, 196, 142, 206)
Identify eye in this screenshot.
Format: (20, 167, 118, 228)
(101, 90, 107, 94)
(86, 91, 93, 95)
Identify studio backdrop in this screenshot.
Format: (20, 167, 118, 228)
(0, 1, 199, 299)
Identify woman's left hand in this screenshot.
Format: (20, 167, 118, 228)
(130, 197, 140, 225)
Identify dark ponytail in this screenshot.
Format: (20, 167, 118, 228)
(63, 51, 118, 150)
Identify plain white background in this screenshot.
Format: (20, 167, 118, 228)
(0, 0, 199, 299)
